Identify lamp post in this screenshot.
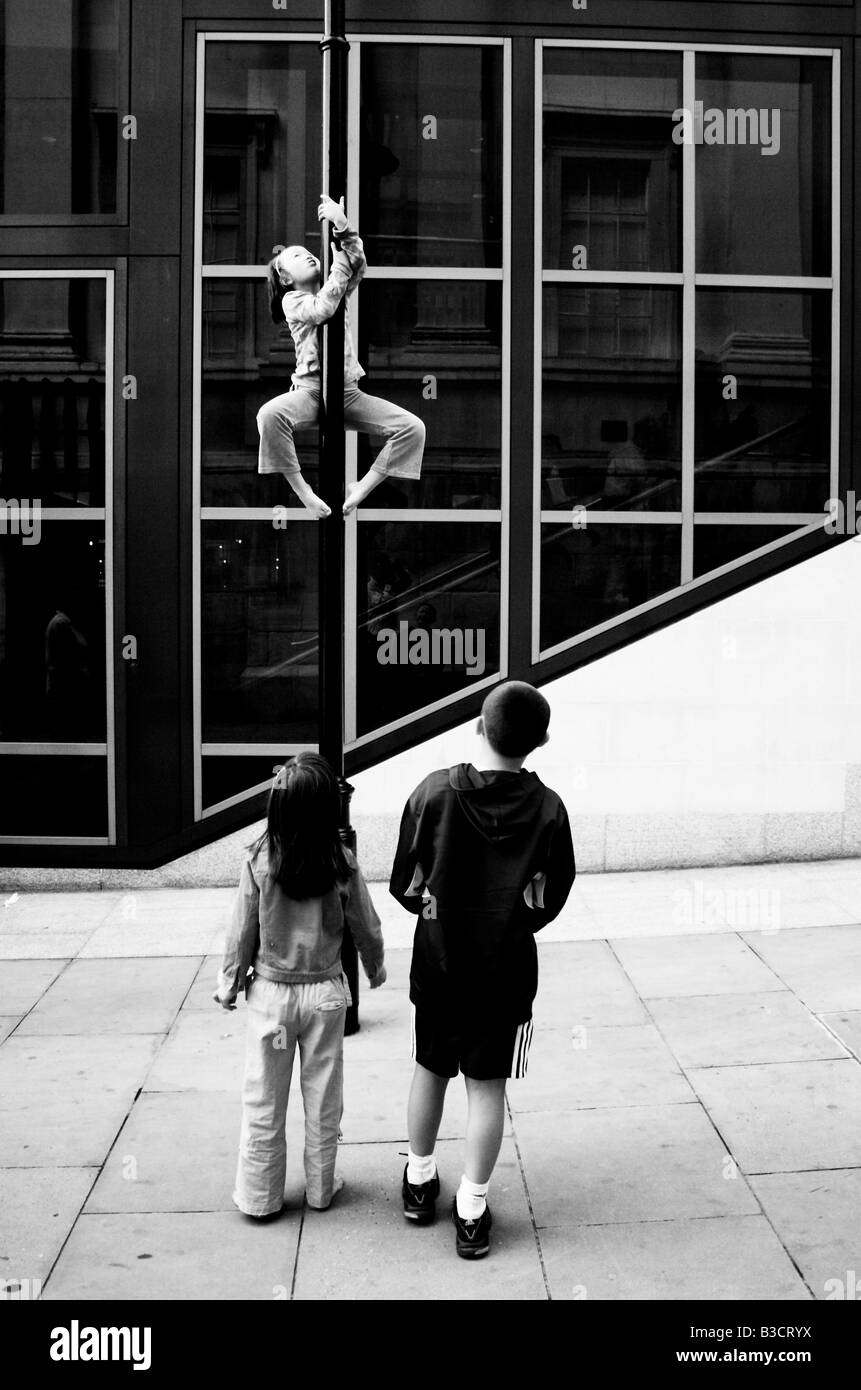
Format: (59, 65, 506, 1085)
(318, 0, 358, 1034)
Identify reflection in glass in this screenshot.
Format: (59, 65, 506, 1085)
(202, 756, 294, 811)
(695, 291, 830, 512)
(694, 525, 799, 580)
(204, 42, 322, 267)
(0, 278, 106, 507)
(356, 522, 501, 736)
(358, 281, 501, 509)
(540, 523, 680, 650)
(202, 522, 318, 744)
(696, 55, 831, 277)
(0, 0, 120, 217)
(542, 287, 681, 511)
(201, 279, 318, 507)
(0, 524, 106, 741)
(359, 44, 502, 268)
(543, 49, 682, 272)
(0, 755, 107, 834)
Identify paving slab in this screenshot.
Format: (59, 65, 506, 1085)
(749, 1169, 861, 1301)
(534, 941, 649, 1029)
(0, 935, 91, 961)
(507, 1024, 694, 1113)
(80, 918, 221, 958)
(0, 1017, 21, 1045)
(539, 1214, 811, 1302)
(818, 1011, 861, 1061)
(513, 1103, 759, 1228)
(338, 1056, 476, 1143)
(0, 1034, 161, 1167)
(293, 1138, 546, 1301)
(0, 1167, 96, 1288)
(741, 926, 861, 1011)
(649, 992, 850, 1069)
(688, 1059, 861, 1173)
(0, 960, 70, 1014)
(142, 1010, 247, 1093)
(43, 1210, 301, 1302)
(84, 1091, 249, 1214)
(611, 934, 785, 999)
(0, 893, 117, 929)
(15, 958, 200, 1036)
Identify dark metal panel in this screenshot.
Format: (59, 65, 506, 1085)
(111, 257, 130, 847)
(507, 37, 537, 679)
(123, 256, 184, 846)
(182, 1, 855, 26)
(129, 0, 184, 255)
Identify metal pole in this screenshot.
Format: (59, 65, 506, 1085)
(319, 0, 358, 1033)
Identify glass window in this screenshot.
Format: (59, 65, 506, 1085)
(0, 523, 106, 742)
(356, 521, 501, 736)
(0, 754, 107, 834)
(540, 522, 681, 650)
(201, 279, 319, 508)
(0, 0, 120, 217)
(0, 278, 106, 507)
(359, 44, 503, 269)
(694, 525, 799, 579)
(357, 280, 501, 509)
(543, 49, 682, 273)
(202, 756, 292, 811)
(695, 290, 831, 513)
(202, 520, 319, 744)
(696, 54, 831, 278)
(542, 286, 682, 511)
(203, 42, 322, 268)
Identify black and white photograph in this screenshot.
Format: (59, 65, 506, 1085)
(1, 0, 860, 1356)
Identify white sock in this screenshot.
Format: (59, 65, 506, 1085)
(456, 1175, 488, 1220)
(407, 1150, 437, 1185)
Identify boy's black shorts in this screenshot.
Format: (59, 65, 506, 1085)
(410, 1004, 534, 1081)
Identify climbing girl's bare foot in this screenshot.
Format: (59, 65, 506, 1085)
(306, 494, 332, 519)
(342, 484, 363, 517)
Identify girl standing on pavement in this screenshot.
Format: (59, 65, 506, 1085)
(214, 753, 386, 1216)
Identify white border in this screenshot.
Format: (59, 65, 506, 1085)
(533, 39, 842, 664)
(0, 269, 115, 848)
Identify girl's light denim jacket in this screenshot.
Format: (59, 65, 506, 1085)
(218, 844, 385, 1002)
(282, 222, 366, 387)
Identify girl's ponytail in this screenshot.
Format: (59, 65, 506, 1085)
(267, 244, 288, 326)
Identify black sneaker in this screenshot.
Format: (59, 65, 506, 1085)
(402, 1164, 440, 1224)
(452, 1198, 493, 1259)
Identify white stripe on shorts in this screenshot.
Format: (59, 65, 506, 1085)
(410, 1003, 417, 1061)
(510, 1019, 534, 1080)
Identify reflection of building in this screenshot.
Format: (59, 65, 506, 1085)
(0, 1, 855, 866)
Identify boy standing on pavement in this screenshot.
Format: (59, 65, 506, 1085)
(389, 681, 576, 1259)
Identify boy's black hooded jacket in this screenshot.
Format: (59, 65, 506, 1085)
(389, 765, 576, 1025)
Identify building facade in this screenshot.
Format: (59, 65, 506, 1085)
(0, 0, 857, 867)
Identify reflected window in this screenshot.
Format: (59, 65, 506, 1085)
(695, 290, 831, 513)
(202, 521, 319, 744)
(0, 278, 106, 507)
(359, 44, 503, 269)
(358, 281, 502, 509)
(202, 755, 292, 811)
(542, 286, 682, 511)
(540, 523, 681, 650)
(356, 522, 501, 735)
(203, 43, 322, 267)
(543, 49, 682, 273)
(0, 0, 121, 217)
(696, 54, 831, 278)
(0, 755, 107, 834)
(694, 525, 798, 579)
(0, 523, 106, 742)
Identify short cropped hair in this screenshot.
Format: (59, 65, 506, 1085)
(481, 681, 550, 758)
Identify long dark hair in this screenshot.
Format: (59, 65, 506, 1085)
(255, 752, 352, 898)
(267, 244, 289, 326)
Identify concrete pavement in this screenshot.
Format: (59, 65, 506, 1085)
(1, 859, 861, 1301)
